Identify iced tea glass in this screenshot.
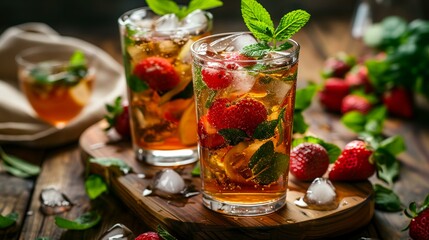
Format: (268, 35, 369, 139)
(191, 32, 300, 216)
(118, 8, 212, 166)
(16, 46, 95, 128)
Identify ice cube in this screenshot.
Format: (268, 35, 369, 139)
(181, 10, 208, 34)
(229, 71, 257, 96)
(99, 223, 135, 240)
(225, 33, 258, 52)
(40, 188, 73, 215)
(208, 33, 244, 54)
(153, 169, 185, 194)
(294, 178, 339, 211)
(272, 80, 293, 102)
(154, 13, 179, 32)
(264, 51, 293, 67)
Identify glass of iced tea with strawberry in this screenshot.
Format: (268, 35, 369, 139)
(118, 2, 218, 166)
(190, 0, 310, 215)
(16, 46, 95, 128)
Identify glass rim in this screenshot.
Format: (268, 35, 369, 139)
(118, 7, 213, 34)
(15, 45, 96, 68)
(190, 32, 300, 65)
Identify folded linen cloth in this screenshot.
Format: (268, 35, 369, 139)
(0, 23, 126, 147)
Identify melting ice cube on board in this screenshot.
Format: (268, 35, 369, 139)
(294, 178, 339, 211)
(153, 169, 186, 194)
(40, 188, 73, 215)
(99, 223, 135, 240)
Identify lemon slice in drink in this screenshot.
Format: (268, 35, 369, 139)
(69, 81, 91, 106)
(179, 102, 198, 146)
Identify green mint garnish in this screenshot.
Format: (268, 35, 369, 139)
(248, 140, 288, 185)
(89, 157, 132, 175)
(241, 0, 310, 57)
(85, 174, 108, 200)
(0, 212, 18, 229)
(146, 0, 223, 19)
(55, 211, 101, 230)
(157, 225, 178, 240)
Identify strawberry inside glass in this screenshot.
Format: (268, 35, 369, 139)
(191, 32, 300, 216)
(118, 8, 213, 166)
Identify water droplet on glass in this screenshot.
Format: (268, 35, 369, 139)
(40, 188, 73, 215)
(99, 223, 135, 240)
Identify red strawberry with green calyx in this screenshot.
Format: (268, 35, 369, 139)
(319, 78, 350, 112)
(290, 143, 330, 181)
(207, 97, 267, 136)
(329, 140, 375, 181)
(104, 96, 130, 138)
(133, 57, 180, 92)
(404, 194, 429, 240)
(341, 94, 372, 114)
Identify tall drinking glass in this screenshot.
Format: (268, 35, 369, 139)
(191, 32, 300, 216)
(118, 8, 212, 166)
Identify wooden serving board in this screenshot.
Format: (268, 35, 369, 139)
(79, 121, 374, 240)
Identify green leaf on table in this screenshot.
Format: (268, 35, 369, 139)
(294, 84, 318, 111)
(373, 148, 401, 185)
(0, 212, 18, 229)
(0, 147, 40, 177)
(292, 136, 341, 163)
(191, 162, 200, 176)
(55, 211, 101, 230)
(35, 237, 51, 240)
(85, 174, 108, 200)
(157, 225, 178, 240)
(374, 184, 402, 212)
(89, 157, 132, 174)
(379, 135, 406, 156)
(292, 112, 308, 134)
(341, 111, 367, 133)
(218, 128, 248, 146)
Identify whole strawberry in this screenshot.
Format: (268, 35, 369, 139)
(135, 231, 160, 240)
(104, 96, 131, 138)
(133, 57, 180, 92)
(290, 143, 330, 181)
(404, 194, 429, 240)
(319, 78, 350, 112)
(329, 140, 375, 181)
(321, 53, 356, 79)
(341, 94, 372, 114)
(383, 87, 414, 118)
(344, 65, 373, 93)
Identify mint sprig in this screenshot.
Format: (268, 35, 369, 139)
(241, 0, 310, 57)
(146, 0, 223, 19)
(55, 211, 101, 230)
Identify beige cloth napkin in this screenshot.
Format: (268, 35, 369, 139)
(0, 23, 126, 147)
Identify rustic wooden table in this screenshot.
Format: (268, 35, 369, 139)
(1, 16, 429, 240)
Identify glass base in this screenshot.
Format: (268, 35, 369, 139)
(202, 192, 286, 216)
(136, 148, 198, 166)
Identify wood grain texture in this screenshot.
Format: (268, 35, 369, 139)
(80, 121, 374, 240)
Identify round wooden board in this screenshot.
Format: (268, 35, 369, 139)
(79, 121, 374, 240)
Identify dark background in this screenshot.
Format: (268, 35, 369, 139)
(1, 0, 427, 37)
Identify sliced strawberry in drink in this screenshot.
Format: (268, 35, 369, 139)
(197, 116, 225, 149)
(201, 63, 232, 90)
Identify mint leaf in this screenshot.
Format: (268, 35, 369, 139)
(274, 10, 311, 41)
(379, 136, 406, 156)
(294, 84, 318, 111)
(128, 74, 149, 92)
(191, 162, 200, 176)
(55, 211, 101, 230)
(85, 174, 108, 200)
(373, 148, 400, 185)
(253, 119, 278, 140)
(218, 128, 249, 146)
(374, 184, 402, 212)
(89, 157, 132, 174)
(146, 0, 180, 16)
(292, 112, 308, 134)
(0, 212, 18, 229)
(157, 225, 178, 240)
(0, 147, 40, 177)
(241, 0, 274, 42)
(341, 111, 367, 133)
(241, 42, 271, 58)
(187, 0, 223, 15)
